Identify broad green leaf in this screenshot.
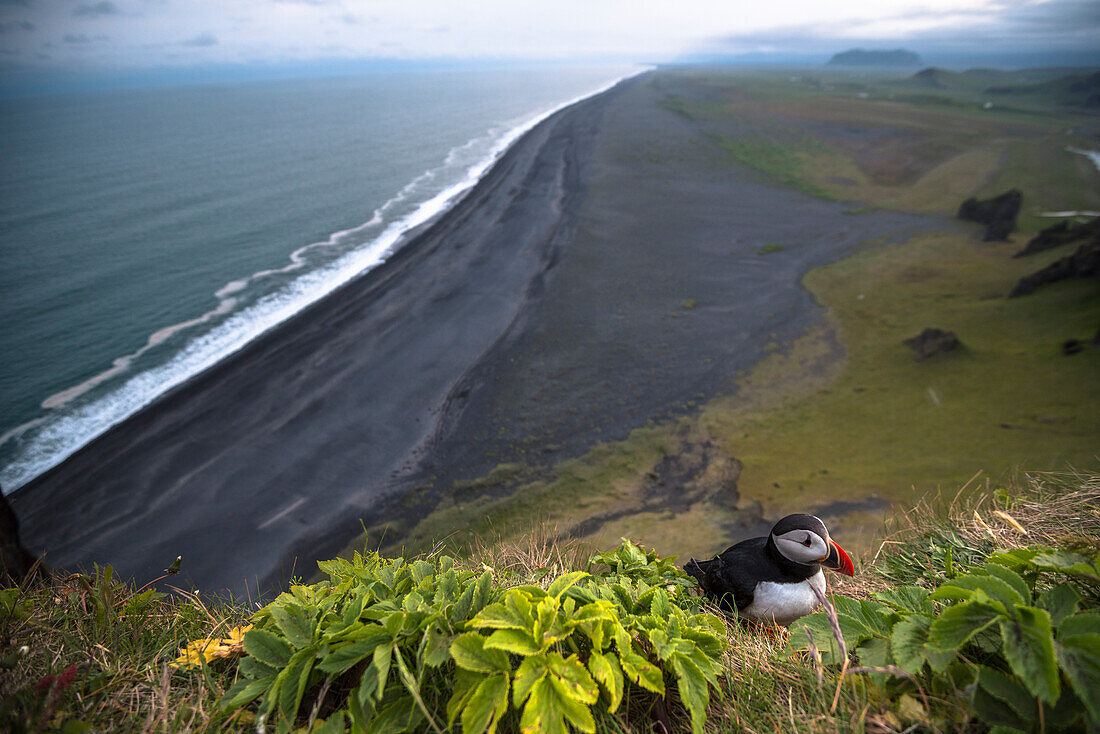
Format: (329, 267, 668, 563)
(356, 660, 380, 710)
(1059, 611, 1100, 640)
(472, 570, 493, 614)
(573, 600, 616, 624)
(587, 651, 624, 712)
(533, 598, 573, 651)
(366, 696, 420, 734)
(452, 633, 510, 674)
(243, 628, 292, 668)
(1056, 632, 1100, 723)
(548, 652, 598, 705)
(984, 564, 1032, 604)
(548, 675, 597, 734)
(578, 618, 607, 653)
(1000, 606, 1059, 704)
(547, 572, 589, 599)
(452, 582, 476, 622)
(402, 591, 425, 612)
(276, 646, 315, 721)
(423, 625, 453, 668)
(218, 676, 272, 711)
(513, 654, 549, 707)
(238, 654, 278, 680)
(872, 586, 933, 614)
(317, 633, 389, 675)
(670, 654, 709, 734)
(650, 588, 670, 619)
(1037, 585, 1080, 628)
(462, 672, 510, 734)
(976, 665, 1037, 724)
(437, 568, 459, 602)
(857, 636, 890, 669)
(446, 668, 483, 728)
(269, 604, 314, 649)
(987, 548, 1041, 570)
(409, 560, 434, 584)
(972, 681, 1031, 732)
(312, 713, 346, 734)
(518, 677, 571, 734)
(680, 625, 725, 658)
(932, 574, 1021, 608)
(927, 601, 1002, 651)
(484, 628, 541, 656)
(471, 592, 532, 631)
(1032, 550, 1100, 582)
(372, 643, 392, 702)
(620, 650, 664, 695)
(890, 616, 932, 674)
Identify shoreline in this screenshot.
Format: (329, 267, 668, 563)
(10, 79, 629, 596)
(0, 70, 644, 495)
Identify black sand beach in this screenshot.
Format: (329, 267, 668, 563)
(11, 73, 935, 596)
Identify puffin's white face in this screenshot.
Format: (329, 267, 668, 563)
(773, 528, 831, 565)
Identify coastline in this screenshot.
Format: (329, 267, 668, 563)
(0, 70, 643, 495)
(10, 78, 629, 596)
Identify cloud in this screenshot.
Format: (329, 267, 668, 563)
(63, 33, 90, 44)
(0, 20, 34, 32)
(182, 32, 217, 47)
(72, 1, 119, 17)
(702, 0, 1100, 58)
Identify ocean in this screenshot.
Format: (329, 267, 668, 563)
(0, 64, 638, 493)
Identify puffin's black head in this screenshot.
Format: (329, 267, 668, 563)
(769, 514, 855, 576)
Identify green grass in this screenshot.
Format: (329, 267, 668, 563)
(715, 137, 838, 200)
(0, 566, 252, 732)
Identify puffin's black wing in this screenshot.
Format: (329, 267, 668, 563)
(685, 537, 768, 612)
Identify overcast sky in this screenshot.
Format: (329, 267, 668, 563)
(1, 0, 1097, 75)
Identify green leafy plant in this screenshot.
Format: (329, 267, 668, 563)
(220, 540, 726, 733)
(450, 568, 727, 734)
(586, 537, 697, 597)
(221, 550, 494, 732)
(792, 547, 1100, 732)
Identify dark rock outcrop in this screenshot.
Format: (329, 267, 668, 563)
(827, 49, 923, 67)
(1, 489, 37, 585)
(1015, 217, 1100, 258)
(958, 189, 1022, 241)
(903, 328, 960, 361)
(1009, 237, 1100, 297)
(1062, 339, 1084, 356)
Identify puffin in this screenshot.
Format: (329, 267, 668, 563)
(684, 514, 855, 626)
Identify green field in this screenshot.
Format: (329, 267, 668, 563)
(356, 66, 1100, 565)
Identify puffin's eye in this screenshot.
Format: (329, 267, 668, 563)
(801, 535, 812, 547)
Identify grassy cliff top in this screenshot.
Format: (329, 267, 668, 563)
(2, 470, 1098, 732)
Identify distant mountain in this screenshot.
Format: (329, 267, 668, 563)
(909, 67, 958, 88)
(826, 49, 923, 67)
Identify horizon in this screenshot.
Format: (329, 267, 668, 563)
(1, 0, 1098, 96)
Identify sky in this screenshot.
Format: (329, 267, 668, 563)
(0, 0, 1097, 81)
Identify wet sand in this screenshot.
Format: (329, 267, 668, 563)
(11, 72, 937, 596)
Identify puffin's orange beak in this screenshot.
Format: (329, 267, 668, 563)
(822, 539, 855, 576)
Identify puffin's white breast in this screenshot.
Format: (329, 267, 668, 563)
(740, 569, 826, 626)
